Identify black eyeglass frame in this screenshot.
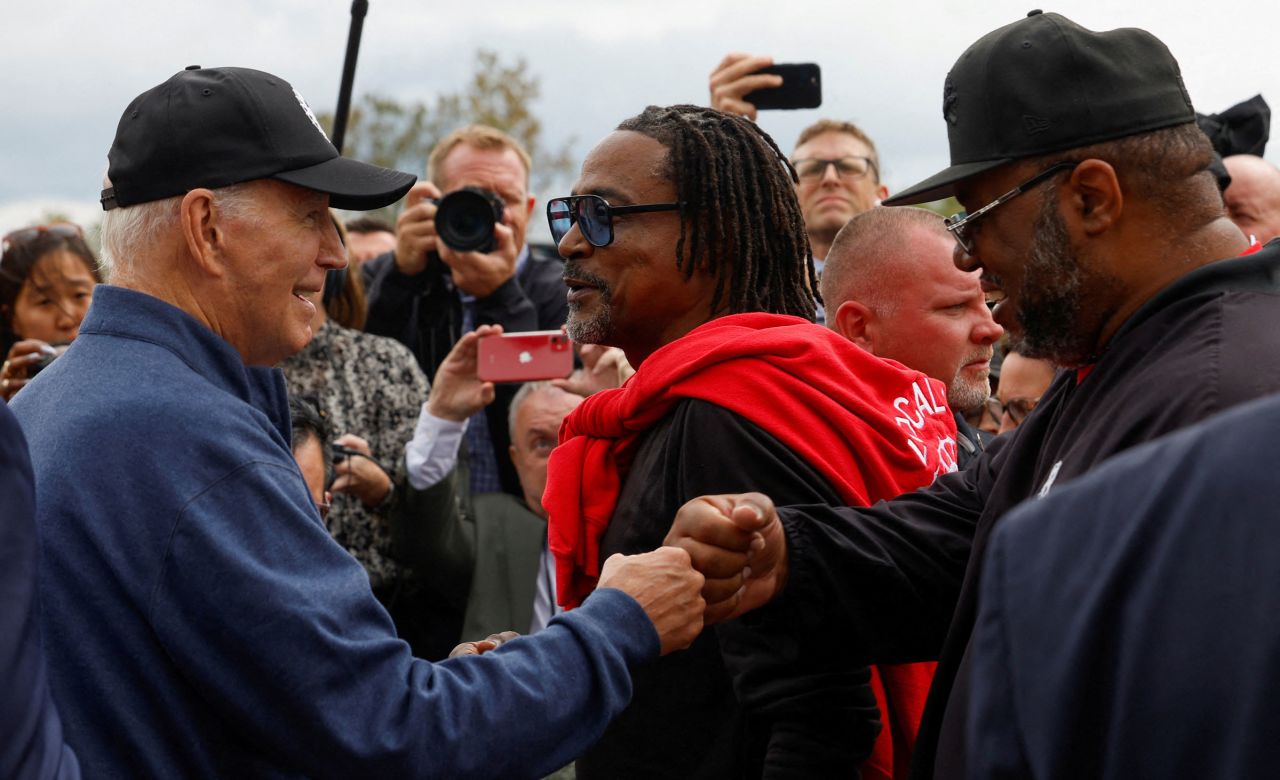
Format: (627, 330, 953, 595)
(547, 195, 681, 248)
(790, 156, 879, 182)
(945, 161, 1079, 254)
(985, 395, 1040, 425)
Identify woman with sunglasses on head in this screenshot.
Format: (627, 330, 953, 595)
(0, 224, 101, 401)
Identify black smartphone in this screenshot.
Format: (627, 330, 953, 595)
(744, 63, 822, 111)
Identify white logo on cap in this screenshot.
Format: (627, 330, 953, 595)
(293, 88, 330, 142)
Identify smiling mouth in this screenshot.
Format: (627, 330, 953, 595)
(562, 263, 610, 304)
(980, 273, 1006, 302)
(292, 287, 322, 305)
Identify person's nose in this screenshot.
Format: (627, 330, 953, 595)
(820, 161, 842, 185)
(320, 219, 348, 270)
(54, 303, 77, 332)
(971, 308, 1004, 345)
(953, 240, 980, 273)
(557, 220, 593, 261)
(998, 411, 1017, 435)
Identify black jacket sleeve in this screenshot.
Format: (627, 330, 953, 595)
(762, 432, 1004, 666)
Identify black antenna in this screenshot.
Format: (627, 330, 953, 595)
(332, 0, 369, 154)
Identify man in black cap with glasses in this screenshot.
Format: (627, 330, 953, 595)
(10, 66, 711, 778)
(668, 11, 1280, 778)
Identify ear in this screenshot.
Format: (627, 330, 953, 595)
(179, 189, 228, 278)
(876, 183, 889, 203)
(833, 299, 877, 352)
(509, 443, 518, 461)
(524, 193, 537, 219)
(1064, 159, 1123, 237)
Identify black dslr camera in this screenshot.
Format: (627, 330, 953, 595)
(434, 187, 506, 253)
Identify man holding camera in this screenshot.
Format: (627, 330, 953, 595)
(364, 125, 567, 497)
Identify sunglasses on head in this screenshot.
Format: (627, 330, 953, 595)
(1, 223, 84, 266)
(547, 195, 680, 248)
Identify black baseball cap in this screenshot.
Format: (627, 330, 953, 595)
(101, 66, 416, 211)
(885, 11, 1196, 206)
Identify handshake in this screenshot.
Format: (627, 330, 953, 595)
(461, 492, 790, 657)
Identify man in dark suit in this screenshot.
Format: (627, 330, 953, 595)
(396, 324, 583, 644)
(970, 393, 1280, 778)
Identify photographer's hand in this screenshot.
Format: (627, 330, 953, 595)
(437, 221, 519, 298)
(331, 434, 393, 508)
(709, 52, 782, 122)
(393, 182, 442, 276)
(1, 339, 54, 401)
(552, 343, 635, 397)
(427, 324, 502, 421)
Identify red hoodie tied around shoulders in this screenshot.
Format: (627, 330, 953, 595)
(543, 312, 958, 779)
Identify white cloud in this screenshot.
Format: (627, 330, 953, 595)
(2, 0, 1277, 222)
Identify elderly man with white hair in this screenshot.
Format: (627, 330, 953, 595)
(10, 66, 710, 779)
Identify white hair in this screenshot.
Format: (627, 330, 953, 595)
(98, 180, 264, 281)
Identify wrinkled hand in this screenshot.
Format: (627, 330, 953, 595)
(394, 182, 443, 276)
(438, 220, 519, 298)
(1, 339, 56, 401)
(708, 52, 782, 121)
(427, 324, 502, 421)
(665, 492, 787, 625)
(449, 630, 520, 658)
(331, 434, 392, 507)
(597, 547, 705, 656)
(552, 343, 635, 397)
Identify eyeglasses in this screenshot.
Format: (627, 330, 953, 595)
(791, 156, 878, 182)
(547, 195, 680, 248)
(1, 223, 84, 267)
(985, 396, 1039, 426)
(945, 161, 1078, 254)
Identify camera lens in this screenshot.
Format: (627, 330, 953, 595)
(436, 188, 506, 253)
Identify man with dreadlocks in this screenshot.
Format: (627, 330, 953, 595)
(541, 104, 958, 779)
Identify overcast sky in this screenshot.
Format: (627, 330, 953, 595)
(3, 0, 1277, 235)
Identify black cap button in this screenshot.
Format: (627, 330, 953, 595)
(185, 64, 201, 70)
(1027, 9, 1042, 16)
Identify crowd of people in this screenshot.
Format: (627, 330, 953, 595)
(4, 10, 1280, 780)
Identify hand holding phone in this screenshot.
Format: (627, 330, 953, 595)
(743, 63, 822, 111)
(709, 53, 783, 121)
(477, 330, 574, 383)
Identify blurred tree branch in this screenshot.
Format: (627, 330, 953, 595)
(319, 49, 575, 223)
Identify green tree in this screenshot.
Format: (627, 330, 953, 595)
(319, 49, 574, 222)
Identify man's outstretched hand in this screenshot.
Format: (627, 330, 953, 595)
(665, 493, 788, 625)
(597, 547, 706, 656)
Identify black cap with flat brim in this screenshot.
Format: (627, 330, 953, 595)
(274, 156, 417, 211)
(101, 66, 416, 211)
(885, 10, 1196, 206)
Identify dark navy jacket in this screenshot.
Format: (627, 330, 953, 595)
(0, 402, 79, 779)
(971, 393, 1280, 779)
(11, 285, 655, 778)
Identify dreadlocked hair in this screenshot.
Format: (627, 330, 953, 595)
(616, 105, 818, 320)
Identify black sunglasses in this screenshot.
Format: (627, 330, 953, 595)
(547, 195, 680, 248)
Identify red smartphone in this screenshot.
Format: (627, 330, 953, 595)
(477, 330, 574, 383)
(744, 63, 822, 110)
